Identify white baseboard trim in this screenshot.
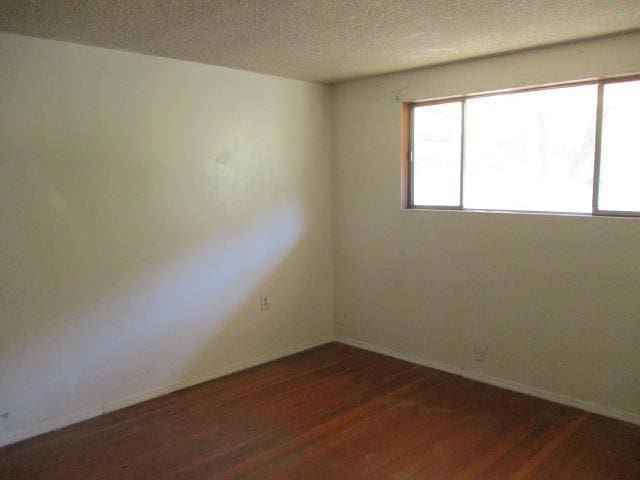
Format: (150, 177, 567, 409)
(4, 334, 637, 449)
(335, 335, 640, 426)
(0, 337, 332, 448)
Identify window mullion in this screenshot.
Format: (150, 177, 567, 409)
(592, 82, 605, 215)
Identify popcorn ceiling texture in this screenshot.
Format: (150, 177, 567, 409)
(1, 0, 640, 83)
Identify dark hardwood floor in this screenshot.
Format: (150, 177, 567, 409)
(1, 343, 639, 479)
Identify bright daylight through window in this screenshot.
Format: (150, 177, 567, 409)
(410, 77, 640, 216)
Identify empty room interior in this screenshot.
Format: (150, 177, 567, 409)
(1, 1, 640, 478)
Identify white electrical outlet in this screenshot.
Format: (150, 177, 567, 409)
(260, 296, 270, 311)
(474, 345, 488, 363)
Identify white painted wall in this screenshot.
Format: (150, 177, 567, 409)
(0, 32, 333, 445)
(332, 32, 640, 421)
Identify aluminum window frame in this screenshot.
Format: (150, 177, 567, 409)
(407, 74, 640, 217)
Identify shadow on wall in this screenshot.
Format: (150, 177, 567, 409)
(0, 194, 309, 437)
(0, 41, 332, 440)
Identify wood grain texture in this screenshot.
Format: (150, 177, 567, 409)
(1, 343, 639, 479)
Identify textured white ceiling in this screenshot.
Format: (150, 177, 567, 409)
(1, 1, 640, 83)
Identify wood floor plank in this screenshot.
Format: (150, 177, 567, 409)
(1, 342, 639, 479)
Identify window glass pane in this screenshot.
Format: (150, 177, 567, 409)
(598, 79, 640, 212)
(412, 101, 461, 206)
(464, 85, 597, 213)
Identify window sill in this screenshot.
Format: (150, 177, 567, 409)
(404, 206, 640, 219)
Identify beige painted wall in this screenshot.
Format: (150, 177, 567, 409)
(2, 28, 640, 447)
(0, 32, 333, 445)
(332, 32, 640, 419)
